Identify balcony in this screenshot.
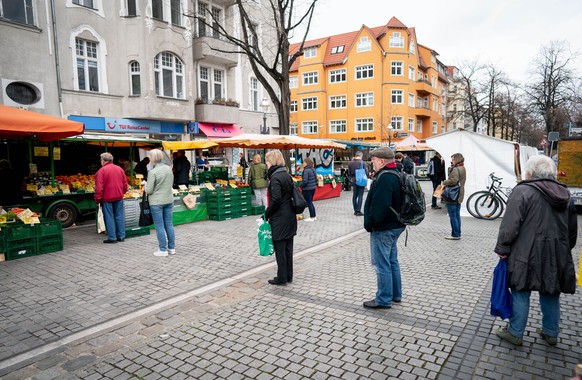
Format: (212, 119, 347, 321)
(415, 79, 436, 95)
(193, 35, 238, 67)
(415, 107, 432, 118)
(195, 101, 240, 124)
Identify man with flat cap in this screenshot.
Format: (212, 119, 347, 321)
(362, 147, 405, 309)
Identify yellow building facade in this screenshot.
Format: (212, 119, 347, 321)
(289, 17, 449, 145)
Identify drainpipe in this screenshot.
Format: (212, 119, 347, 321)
(49, 0, 64, 117)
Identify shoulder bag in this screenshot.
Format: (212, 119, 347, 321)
(355, 161, 368, 187)
(442, 168, 461, 203)
(139, 193, 153, 226)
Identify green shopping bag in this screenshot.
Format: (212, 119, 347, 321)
(258, 216, 274, 256)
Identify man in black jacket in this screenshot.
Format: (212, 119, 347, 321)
(173, 150, 191, 188)
(362, 147, 405, 309)
(427, 153, 445, 209)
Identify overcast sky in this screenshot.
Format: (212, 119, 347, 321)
(290, 0, 582, 83)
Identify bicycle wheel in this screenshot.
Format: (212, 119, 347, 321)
(465, 191, 492, 219)
(474, 193, 504, 220)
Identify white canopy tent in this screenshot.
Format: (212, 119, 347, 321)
(426, 129, 538, 216)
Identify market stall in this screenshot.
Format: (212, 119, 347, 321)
(394, 135, 434, 180)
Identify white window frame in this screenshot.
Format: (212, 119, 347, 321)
(355, 64, 374, 80)
(2, 0, 36, 25)
(196, 1, 224, 38)
(432, 121, 438, 134)
(331, 45, 344, 54)
(304, 47, 316, 58)
(357, 36, 371, 52)
(330, 120, 347, 134)
(391, 90, 403, 104)
(329, 68, 346, 83)
(75, 38, 101, 92)
(355, 118, 374, 132)
(302, 71, 318, 86)
(154, 51, 185, 99)
(355, 92, 374, 107)
(249, 77, 259, 111)
(302, 121, 318, 135)
(417, 120, 423, 133)
(389, 32, 404, 48)
(290, 100, 297, 113)
(391, 61, 403, 76)
(391, 116, 403, 130)
(409, 40, 415, 54)
(329, 95, 346, 109)
(301, 96, 318, 111)
(408, 93, 415, 107)
(129, 61, 141, 96)
(408, 66, 415, 81)
(289, 122, 298, 135)
(408, 118, 414, 132)
(289, 76, 298, 89)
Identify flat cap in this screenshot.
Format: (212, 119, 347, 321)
(369, 147, 394, 160)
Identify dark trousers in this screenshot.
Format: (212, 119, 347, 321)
(352, 185, 365, 212)
(303, 189, 316, 218)
(431, 178, 441, 207)
(273, 238, 294, 282)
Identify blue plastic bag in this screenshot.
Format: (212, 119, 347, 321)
(490, 258, 512, 319)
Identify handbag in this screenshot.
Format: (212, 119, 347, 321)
(490, 258, 512, 319)
(257, 215, 274, 256)
(433, 183, 445, 198)
(138, 193, 153, 227)
(442, 168, 461, 202)
(355, 161, 368, 187)
(292, 183, 307, 214)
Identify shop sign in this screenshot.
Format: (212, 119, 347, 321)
(34, 146, 48, 157)
(104, 118, 162, 133)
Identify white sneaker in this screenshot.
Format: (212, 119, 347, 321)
(168, 249, 176, 255)
(304, 217, 315, 222)
(153, 250, 168, 257)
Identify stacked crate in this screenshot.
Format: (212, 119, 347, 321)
(35, 219, 64, 255)
(206, 187, 253, 221)
(0, 219, 64, 261)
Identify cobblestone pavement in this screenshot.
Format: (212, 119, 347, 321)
(1, 182, 581, 379)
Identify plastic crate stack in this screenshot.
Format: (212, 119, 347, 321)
(1, 219, 63, 261)
(206, 187, 252, 221)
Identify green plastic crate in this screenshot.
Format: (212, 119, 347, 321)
(207, 193, 236, 203)
(6, 238, 37, 260)
(4, 223, 36, 241)
(173, 206, 208, 225)
(37, 236, 64, 255)
(207, 203, 236, 214)
(208, 211, 241, 221)
(125, 226, 151, 239)
(251, 205, 266, 215)
(35, 219, 63, 238)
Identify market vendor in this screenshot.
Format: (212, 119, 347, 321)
(197, 155, 209, 171)
(0, 159, 23, 206)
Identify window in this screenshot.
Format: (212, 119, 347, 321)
(5, 82, 41, 105)
(355, 64, 373, 79)
(1, 0, 35, 26)
(329, 69, 346, 83)
(408, 93, 415, 107)
(129, 61, 141, 96)
(171, 0, 182, 26)
(197, 2, 206, 36)
(302, 97, 317, 110)
(211, 7, 221, 38)
(391, 90, 403, 104)
(357, 36, 371, 52)
(127, 0, 137, 16)
(391, 116, 403, 130)
(302, 71, 318, 85)
(355, 92, 373, 107)
(302, 121, 318, 135)
(76, 38, 100, 92)
(408, 66, 415, 81)
(290, 100, 297, 113)
(417, 120, 423, 133)
(432, 121, 438, 133)
(289, 123, 298, 135)
(409, 40, 415, 54)
(73, 0, 94, 7)
(389, 32, 404, 48)
(154, 52, 184, 99)
(329, 95, 346, 109)
(330, 120, 346, 133)
(213, 69, 223, 100)
(289, 76, 298, 89)
(250, 77, 258, 111)
(408, 118, 414, 132)
(304, 47, 316, 58)
(391, 61, 403, 76)
(331, 45, 344, 54)
(196, 1, 224, 38)
(152, 0, 163, 20)
(199, 66, 209, 101)
(423, 97, 428, 108)
(355, 118, 374, 132)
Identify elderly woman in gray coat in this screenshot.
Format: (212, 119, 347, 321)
(495, 155, 577, 347)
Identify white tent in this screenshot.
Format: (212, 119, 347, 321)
(426, 129, 538, 216)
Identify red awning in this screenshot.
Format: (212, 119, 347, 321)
(198, 123, 242, 138)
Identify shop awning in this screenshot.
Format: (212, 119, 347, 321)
(62, 133, 162, 147)
(198, 123, 242, 138)
(162, 140, 218, 151)
(0, 105, 84, 142)
(211, 133, 346, 149)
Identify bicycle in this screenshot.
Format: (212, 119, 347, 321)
(466, 173, 512, 220)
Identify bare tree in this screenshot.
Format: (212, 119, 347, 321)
(189, 0, 319, 136)
(526, 40, 579, 136)
(454, 61, 490, 132)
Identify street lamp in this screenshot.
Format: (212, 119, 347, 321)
(260, 98, 270, 134)
(387, 123, 393, 147)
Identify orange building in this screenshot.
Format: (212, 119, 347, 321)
(289, 17, 450, 145)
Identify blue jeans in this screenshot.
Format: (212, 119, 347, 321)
(150, 203, 175, 252)
(447, 203, 461, 237)
(509, 290, 560, 338)
(352, 185, 365, 213)
(302, 189, 316, 218)
(370, 227, 405, 306)
(102, 200, 125, 241)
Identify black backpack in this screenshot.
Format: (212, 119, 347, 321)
(379, 170, 426, 226)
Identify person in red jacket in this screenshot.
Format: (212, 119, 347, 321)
(94, 152, 128, 243)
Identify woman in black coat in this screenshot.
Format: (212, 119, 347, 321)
(264, 150, 297, 285)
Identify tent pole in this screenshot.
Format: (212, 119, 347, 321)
(49, 141, 55, 187)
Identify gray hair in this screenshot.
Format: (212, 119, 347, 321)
(100, 152, 113, 162)
(355, 151, 363, 158)
(148, 149, 164, 165)
(525, 155, 557, 180)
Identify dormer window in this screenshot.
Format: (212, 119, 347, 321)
(304, 47, 316, 58)
(389, 32, 404, 48)
(331, 45, 344, 54)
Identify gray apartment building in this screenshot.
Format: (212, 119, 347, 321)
(0, 0, 276, 140)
